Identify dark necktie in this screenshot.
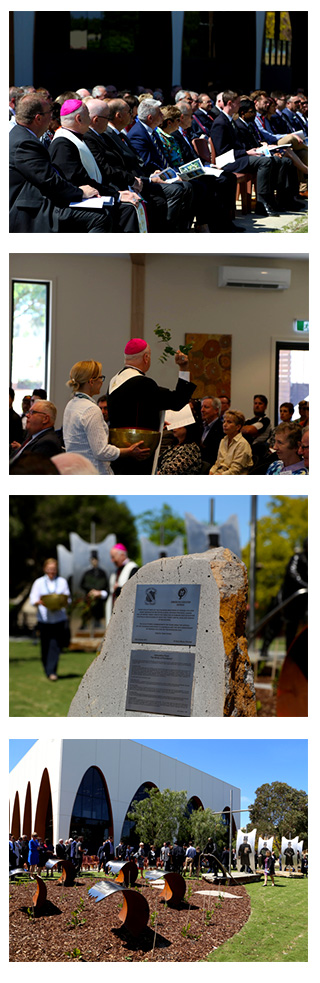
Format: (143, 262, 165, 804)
(249, 121, 261, 145)
(150, 131, 169, 167)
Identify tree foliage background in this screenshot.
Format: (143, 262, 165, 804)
(127, 787, 190, 848)
(242, 496, 307, 618)
(138, 503, 187, 551)
(189, 807, 227, 853)
(247, 781, 308, 851)
(9, 496, 139, 597)
(127, 787, 228, 852)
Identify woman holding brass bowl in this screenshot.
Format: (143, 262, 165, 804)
(63, 361, 148, 474)
(29, 558, 71, 680)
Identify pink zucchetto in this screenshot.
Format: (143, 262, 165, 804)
(124, 338, 148, 355)
(114, 543, 127, 552)
(61, 99, 83, 116)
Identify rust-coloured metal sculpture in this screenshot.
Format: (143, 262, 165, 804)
(88, 879, 149, 936)
(144, 870, 186, 905)
(32, 874, 47, 911)
(118, 889, 150, 936)
(57, 860, 77, 886)
(277, 626, 308, 717)
(160, 871, 186, 904)
(109, 860, 138, 887)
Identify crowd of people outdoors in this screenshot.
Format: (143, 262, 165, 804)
(10, 832, 308, 879)
(9, 80, 308, 233)
(9, 342, 309, 475)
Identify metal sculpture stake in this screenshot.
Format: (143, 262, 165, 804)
(88, 879, 149, 937)
(58, 860, 77, 886)
(144, 870, 186, 905)
(32, 874, 47, 911)
(118, 889, 150, 937)
(107, 860, 138, 887)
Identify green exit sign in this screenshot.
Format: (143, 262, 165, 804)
(293, 320, 309, 332)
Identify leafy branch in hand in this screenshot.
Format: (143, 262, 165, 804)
(154, 324, 193, 363)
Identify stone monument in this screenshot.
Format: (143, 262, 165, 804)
(68, 547, 256, 718)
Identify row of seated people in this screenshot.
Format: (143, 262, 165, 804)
(9, 79, 307, 233)
(9, 387, 309, 475)
(172, 87, 308, 216)
(158, 395, 309, 474)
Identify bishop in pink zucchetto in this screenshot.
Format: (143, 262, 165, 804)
(124, 338, 148, 355)
(60, 99, 83, 116)
(107, 333, 195, 475)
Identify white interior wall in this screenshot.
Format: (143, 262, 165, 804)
(9, 253, 308, 427)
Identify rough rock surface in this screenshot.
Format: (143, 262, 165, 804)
(68, 547, 256, 718)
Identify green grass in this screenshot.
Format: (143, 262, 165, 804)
(206, 878, 307, 962)
(9, 640, 97, 716)
(271, 213, 308, 233)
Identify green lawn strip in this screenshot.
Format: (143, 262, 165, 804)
(271, 214, 308, 233)
(9, 641, 97, 716)
(206, 878, 307, 962)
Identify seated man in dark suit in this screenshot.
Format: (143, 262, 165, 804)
(190, 92, 219, 138)
(127, 98, 194, 230)
(200, 397, 224, 467)
(84, 98, 168, 231)
(49, 99, 144, 232)
(235, 99, 301, 210)
(174, 102, 240, 232)
(9, 94, 112, 232)
(9, 400, 64, 465)
(210, 89, 279, 216)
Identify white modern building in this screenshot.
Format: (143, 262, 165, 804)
(9, 740, 240, 853)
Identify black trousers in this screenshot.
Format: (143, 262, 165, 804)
(57, 205, 113, 232)
(223, 155, 274, 200)
(190, 172, 236, 230)
(39, 621, 67, 676)
(160, 180, 194, 230)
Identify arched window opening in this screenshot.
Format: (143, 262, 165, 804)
(69, 766, 113, 855)
(186, 795, 203, 815)
(121, 782, 157, 846)
(222, 806, 237, 838)
(34, 768, 53, 842)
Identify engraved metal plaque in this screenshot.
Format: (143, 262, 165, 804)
(125, 649, 195, 716)
(132, 584, 200, 645)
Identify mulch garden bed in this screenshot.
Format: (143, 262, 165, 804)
(9, 876, 251, 961)
(255, 676, 277, 716)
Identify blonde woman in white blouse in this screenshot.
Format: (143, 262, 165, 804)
(209, 410, 253, 475)
(63, 360, 148, 474)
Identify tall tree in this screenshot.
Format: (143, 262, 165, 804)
(190, 807, 228, 853)
(137, 503, 186, 549)
(248, 781, 308, 850)
(127, 787, 189, 847)
(242, 496, 307, 617)
(9, 496, 139, 597)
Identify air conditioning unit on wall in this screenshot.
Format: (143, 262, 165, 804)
(218, 266, 291, 290)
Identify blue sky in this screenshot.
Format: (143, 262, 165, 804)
(115, 495, 305, 549)
(10, 740, 307, 818)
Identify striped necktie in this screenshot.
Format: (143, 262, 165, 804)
(151, 131, 169, 168)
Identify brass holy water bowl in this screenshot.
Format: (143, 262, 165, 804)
(109, 427, 161, 457)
